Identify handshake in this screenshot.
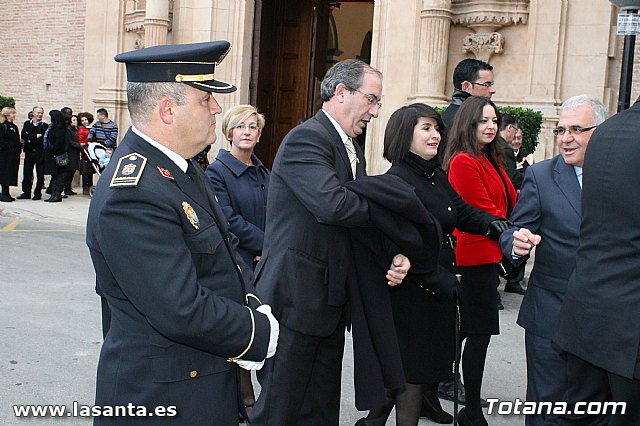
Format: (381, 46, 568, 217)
(234, 304, 280, 371)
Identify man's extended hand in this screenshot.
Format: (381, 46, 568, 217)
(512, 228, 542, 256)
(386, 254, 410, 287)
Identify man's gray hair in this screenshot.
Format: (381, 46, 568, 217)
(319, 59, 382, 102)
(127, 82, 187, 124)
(561, 94, 609, 126)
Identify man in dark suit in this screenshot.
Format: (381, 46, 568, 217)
(251, 59, 410, 425)
(500, 95, 608, 425)
(86, 41, 279, 425)
(555, 97, 640, 425)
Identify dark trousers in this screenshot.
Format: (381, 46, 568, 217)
(559, 352, 640, 426)
(21, 152, 44, 195)
(252, 316, 346, 425)
(53, 170, 67, 197)
(525, 332, 568, 426)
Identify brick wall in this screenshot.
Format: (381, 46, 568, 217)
(0, 0, 87, 123)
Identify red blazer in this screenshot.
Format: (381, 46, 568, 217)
(448, 152, 517, 266)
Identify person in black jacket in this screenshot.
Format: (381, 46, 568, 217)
(18, 106, 48, 200)
(43, 110, 69, 202)
(0, 107, 21, 202)
(65, 114, 82, 196)
(439, 58, 496, 163)
(359, 103, 514, 426)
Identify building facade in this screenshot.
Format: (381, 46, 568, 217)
(1, 0, 637, 174)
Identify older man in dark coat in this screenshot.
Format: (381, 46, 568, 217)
(555, 97, 640, 425)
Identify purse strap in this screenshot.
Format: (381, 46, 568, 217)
(486, 154, 513, 218)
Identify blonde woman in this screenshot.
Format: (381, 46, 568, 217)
(205, 104, 268, 421)
(0, 107, 21, 202)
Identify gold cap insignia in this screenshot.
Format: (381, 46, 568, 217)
(182, 202, 200, 229)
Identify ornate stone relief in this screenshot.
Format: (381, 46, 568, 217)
(124, 0, 174, 49)
(451, 0, 529, 62)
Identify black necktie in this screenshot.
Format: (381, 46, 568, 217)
(186, 160, 205, 192)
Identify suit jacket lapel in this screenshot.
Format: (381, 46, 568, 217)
(315, 111, 355, 179)
(554, 156, 582, 217)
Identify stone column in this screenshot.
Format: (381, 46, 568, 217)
(411, 0, 452, 103)
(144, 0, 170, 47)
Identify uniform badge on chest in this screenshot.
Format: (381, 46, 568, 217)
(182, 201, 200, 230)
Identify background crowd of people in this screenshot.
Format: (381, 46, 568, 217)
(0, 106, 117, 202)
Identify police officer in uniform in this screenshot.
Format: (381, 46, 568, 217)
(86, 41, 279, 425)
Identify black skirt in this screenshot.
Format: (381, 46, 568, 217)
(458, 263, 500, 335)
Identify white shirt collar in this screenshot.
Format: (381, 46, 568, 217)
(132, 126, 188, 173)
(321, 109, 350, 144)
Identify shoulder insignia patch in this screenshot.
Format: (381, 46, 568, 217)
(110, 153, 148, 187)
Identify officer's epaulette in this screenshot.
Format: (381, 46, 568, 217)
(109, 153, 148, 187)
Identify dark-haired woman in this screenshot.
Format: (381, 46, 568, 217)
(443, 96, 518, 425)
(360, 102, 510, 426)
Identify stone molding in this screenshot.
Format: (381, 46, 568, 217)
(451, 0, 529, 62)
(124, 0, 173, 49)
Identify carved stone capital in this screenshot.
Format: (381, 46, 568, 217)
(462, 31, 504, 62)
(452, 0, 529, 33)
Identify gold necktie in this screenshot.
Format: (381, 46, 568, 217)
(344, 137, 358, 178)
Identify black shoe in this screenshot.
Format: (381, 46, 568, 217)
(17, 193, 31, 200)
(438, 379, 466, 405)
(62, 194, 68, 199)
(0, 194, 14, 202)
(457, 407, 488, 426)
(48, 195, 63, 203)
(32, 193, 42, 200)
(504, 282, 526, 295)
(421, 394, 453, 423)
(65, 190, 77, 196)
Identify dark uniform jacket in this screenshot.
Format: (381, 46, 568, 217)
(555, 100, 640, 380)
(87, 129, 271, 424)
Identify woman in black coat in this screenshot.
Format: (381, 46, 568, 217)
(361, 103, 509, 426)
(0, 107, 21, 202)
(64, 115, 82, 195)
(44, 110, 69, 202)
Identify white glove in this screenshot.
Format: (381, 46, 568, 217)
(235, 359, 265, 371)
(256, 304, 279, 358)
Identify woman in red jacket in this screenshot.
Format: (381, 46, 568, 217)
(443, 96, 517, 426)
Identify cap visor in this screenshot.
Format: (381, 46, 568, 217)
(186, 79, 237, 93)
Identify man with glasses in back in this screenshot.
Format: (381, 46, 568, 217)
(439, 58, 496, 162)
(499, 94, 607, 425)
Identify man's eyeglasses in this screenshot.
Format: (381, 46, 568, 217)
(470, 81, 495, 88)
(552, 125, 598, 137)
(354, 89, 382, 109)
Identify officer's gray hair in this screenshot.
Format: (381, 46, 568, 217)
(561, 94, 609, 126)
(319, 59, 382, 102)
(127, 82, 187, 125)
